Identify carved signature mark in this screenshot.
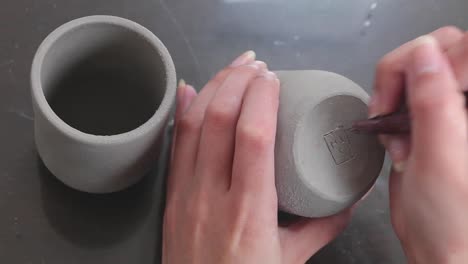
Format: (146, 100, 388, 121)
(323, 127, 355, 165)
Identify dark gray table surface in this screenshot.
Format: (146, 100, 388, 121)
(2, 0, 468, 263)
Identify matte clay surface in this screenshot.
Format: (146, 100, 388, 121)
(31, 16, 177, 193)
(275, 70, 385, 218)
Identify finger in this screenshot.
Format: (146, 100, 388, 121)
(370, 26, 464, 117)
(231, 72, 280, 199)
(175, 80, 197, 123)
(171, 80, 198, 164)
(195, 63, 265, 192)
(406, 36, 467, 171)
(279, 209, 352, 264)
(447, 32, 468, 90)
(167, 51, 256, 201)
(380, 134, 411, 173)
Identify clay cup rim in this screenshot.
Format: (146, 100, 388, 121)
(31, 15, 177, 145)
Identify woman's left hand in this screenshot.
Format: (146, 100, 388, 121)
(163, 51, 353, 264)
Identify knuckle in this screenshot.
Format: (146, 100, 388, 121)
(258, 73, 280, 88)
(208, 77, 224, 91)
(185, 203, 200, 220)
(445, 171, 467, 191)
(254, 60, 267, 69)
(249, 74, 279, 94)
(233, 64, 261, 76)
(460, 32, 468, 46)
(205, 103, 237, 128)
(184, 199, 200, 219)
(237, 124, 274, 150)
(178, 114, 202, 134)
(225, 202, 250, 236)
(163, 207, 176, 225)
(185, 194, 209, 221)
(268, 79, 280, 96)
(411, 88, 451, 112)
(163, 207, 178, 233)
(411, 94, 436, 112)
(434, 26, 463, 39)
(213, 68, 231, 82)
(376, 55, 395, 74)
(207, 68, 231, 89)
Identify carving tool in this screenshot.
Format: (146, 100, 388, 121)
(352, 91, 468, 134)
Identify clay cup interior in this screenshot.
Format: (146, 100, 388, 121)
(31, 16, 176, 193)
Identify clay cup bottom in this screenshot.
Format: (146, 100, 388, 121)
(295, 95, 382, 202)
(274, 70, 385, 217)
(40, 22, 167, 135)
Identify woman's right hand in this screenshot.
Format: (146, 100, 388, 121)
(370, 27, 468, 263)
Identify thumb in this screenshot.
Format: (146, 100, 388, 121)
(279, 209, 353, 263)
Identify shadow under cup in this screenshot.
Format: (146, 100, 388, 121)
(32, 16, 176, 193)
(41, 21, 168, 135)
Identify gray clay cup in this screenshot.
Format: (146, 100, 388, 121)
(31, 16, 177, 193)
(275, 70, 385, 218)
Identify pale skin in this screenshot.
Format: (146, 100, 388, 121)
(163, 26, 468, 263)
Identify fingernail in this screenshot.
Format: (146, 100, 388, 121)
(246, 61, 261, 70)
(393, 161, 406, 173)
(252, 60, 268, 70)
(260, 71, 280, 85)
(410, 35, 441, 75)
(387, 137, 408, 173)
(260, 71, 276, 79)
(177, 79, 187, 104)
(177, 79, 187, 109)
(231, 50, 256, 67)
(178, 79, 186, 88)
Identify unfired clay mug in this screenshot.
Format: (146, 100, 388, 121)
(275, 70, 385, 218)
(31, 16, 176, 193)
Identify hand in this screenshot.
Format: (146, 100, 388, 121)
(370, 28, 468, 263)
(163, 51, 352, 264)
